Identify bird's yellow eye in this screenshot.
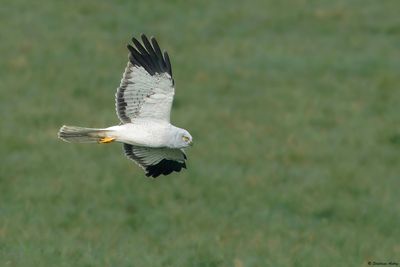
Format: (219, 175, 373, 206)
(182, 136, 190, 142)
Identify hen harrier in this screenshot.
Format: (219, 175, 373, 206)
(58, 34, 193, 178)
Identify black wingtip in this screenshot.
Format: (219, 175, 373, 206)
(145, 159, 185, 178)
(127, 34, 173, 77)
(163, 51, 172, 77)
(150, 37, 161, 53)
(127, 44, 136, 53)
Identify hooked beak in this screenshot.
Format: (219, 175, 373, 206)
(189, 140, 194, 147)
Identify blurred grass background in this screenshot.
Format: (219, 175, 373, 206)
(1, 0, 400, 266)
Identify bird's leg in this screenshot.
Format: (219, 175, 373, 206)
(98, 137, 115, 144)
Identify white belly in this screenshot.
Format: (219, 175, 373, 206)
(106, 121, 170, 147)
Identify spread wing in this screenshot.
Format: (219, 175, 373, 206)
(116, 34, 175, 123)
(123, 144, 187, 178)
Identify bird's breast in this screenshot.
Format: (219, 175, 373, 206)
(107, 122, 170, 147)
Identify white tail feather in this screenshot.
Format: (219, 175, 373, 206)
(58, 125, 108, 143)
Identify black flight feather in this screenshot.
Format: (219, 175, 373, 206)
(126, 34, 173, 77)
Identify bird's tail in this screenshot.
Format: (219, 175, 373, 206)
(58, 125, 113, 143)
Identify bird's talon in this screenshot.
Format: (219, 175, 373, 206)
(99, 137, 115, 144)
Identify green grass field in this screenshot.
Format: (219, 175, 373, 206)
(1, 0, 400, 266)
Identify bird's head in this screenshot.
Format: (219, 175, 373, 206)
(174, 128, 193, 148)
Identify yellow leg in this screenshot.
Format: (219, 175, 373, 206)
(98, 137, 115, 144)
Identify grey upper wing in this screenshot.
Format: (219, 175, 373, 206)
(116, 34, 175, 123)
(123, 143, 187, 178)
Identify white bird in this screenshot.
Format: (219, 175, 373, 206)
(58, 34, 193, 178)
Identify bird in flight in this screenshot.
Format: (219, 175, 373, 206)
(58, 34, 193, 178)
